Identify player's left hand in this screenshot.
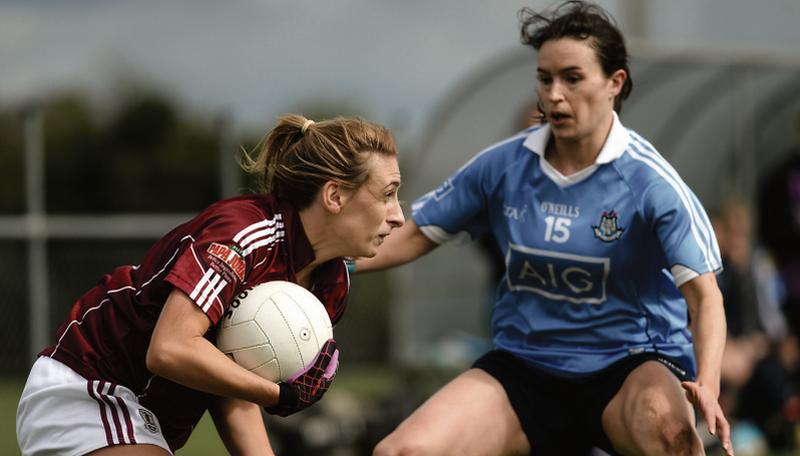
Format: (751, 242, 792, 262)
(681, 381, 734, 456)
(264, 339, 339, 417)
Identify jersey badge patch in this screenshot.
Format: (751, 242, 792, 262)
(207, 242, 246, 281)
(138, 408, 160, 434)
(592, 211, 624, 242)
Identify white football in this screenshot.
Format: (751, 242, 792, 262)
(216, 281, 333, 382)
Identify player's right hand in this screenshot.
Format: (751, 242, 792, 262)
(264, 339, 339, 417)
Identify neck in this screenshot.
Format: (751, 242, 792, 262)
(546, 112, 614, 176)
(297, 205, 339, 272)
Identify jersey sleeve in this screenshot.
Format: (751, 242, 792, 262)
(165, 204, 283, 326)
(644, 176, 722, 286)
(412, 149, 499, 245)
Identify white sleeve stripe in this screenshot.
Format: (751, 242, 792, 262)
(690, 192, 722, 260)
(628, 132, 718, 265)
(196, 273, 221, 309)
(627, 147, 717, 272)
(671, 264, 700, 287)
(239, 222, 285, 248)
(243, 230, 286, 256)
(190, 268, 215, 300)
(203, 278, 228, 313)
(418, 225, 473, 246)
(232, 214, 283, 244)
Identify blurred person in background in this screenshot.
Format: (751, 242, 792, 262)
(16, 115, 404, 456)
(358, 1, 732, 455)
(711, 196, 795, 452)
(739, 131, 800, 451)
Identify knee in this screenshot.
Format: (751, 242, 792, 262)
(628, 391, 702, 454)
(655, 418, 701, 455)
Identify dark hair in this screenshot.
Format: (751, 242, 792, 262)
(520, 1, 633, 112)
(241, 114, 397, 209)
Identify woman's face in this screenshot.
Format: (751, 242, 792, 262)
(337, 153, 405, 258)
(536, 37, 624, 142)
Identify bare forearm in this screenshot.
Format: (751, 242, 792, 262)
(683, 274, 726, 396)
(148, 335, 279, 407)
(691, 302, 726, 394)
(147, 289, 280, 407)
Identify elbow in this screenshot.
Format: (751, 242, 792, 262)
(146, 341, 175, 376)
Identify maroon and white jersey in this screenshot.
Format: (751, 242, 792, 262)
(39, 194, 349, 451)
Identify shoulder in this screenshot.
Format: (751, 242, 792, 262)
(614, 130, 687, 198)
(183, 194, 288, 256)
(199, 195, 284, 231)
(460, 127, 540, 179)
(475, 128, 536, 164)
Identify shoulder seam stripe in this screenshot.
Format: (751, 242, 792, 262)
(627, 146, 717, 271)
(628, 133, 718, 267)
(232, 214, 283, 244)
(239, 222, 285, 249)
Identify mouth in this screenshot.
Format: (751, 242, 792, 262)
(549, 112, 571, 124)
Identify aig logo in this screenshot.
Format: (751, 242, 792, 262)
(505, 243, 609, 304)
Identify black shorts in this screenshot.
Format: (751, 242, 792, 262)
(473, 350, 692, 455)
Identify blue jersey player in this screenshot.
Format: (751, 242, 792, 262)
(361, 2, 733, 455)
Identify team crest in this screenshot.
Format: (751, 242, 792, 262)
(138, 408, 160, 434)
(592, 210, 624, 242)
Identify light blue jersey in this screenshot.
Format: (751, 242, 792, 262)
(412, 113, 721, 378)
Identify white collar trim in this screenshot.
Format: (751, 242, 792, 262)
(521, 112, 631, 187)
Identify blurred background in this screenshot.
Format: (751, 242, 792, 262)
(2, 0, 800, 454)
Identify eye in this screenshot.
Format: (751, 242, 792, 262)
(565, 74, 582, 85)
(537, 74, 552, 85)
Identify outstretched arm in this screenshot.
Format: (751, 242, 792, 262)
(356, 219, 438, 273)
(679, 272, 733, 456)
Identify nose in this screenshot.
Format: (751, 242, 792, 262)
(388, 199, 405, 229)
(545, 81, 565, 104)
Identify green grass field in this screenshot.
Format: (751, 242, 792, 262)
(1, 379, 23, 456)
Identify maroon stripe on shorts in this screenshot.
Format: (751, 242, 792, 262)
(87, 380, 113, 446)
(114, 394, 137, 444)
(100, 383, 126, 444)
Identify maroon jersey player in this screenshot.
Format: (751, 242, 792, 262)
(17, 114, 405, 456)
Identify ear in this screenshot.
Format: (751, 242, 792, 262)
(320, 180, 349, 214)
(608, 69, 627, 97)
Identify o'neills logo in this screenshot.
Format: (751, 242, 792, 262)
(207, 242, 245, 281)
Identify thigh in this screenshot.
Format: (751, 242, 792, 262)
(601, 361, 697, 455)
(378, 368, 529, 456)
(17, 357, 173, 456)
